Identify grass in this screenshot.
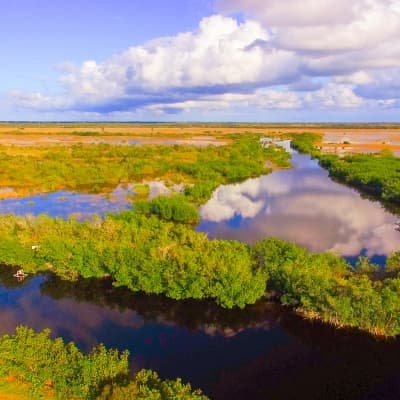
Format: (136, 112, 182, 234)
(0, 135, 291, 202)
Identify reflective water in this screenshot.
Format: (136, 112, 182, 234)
(198, 143, 400, 264)
(1, 143, 399, 264)
(1, 269, 399, 400)
(0, 186, 133, 219)
(0, 144, 400, 399)
(0, 181, 183, 219)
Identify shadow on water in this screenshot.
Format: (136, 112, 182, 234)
(0, 267, 399, 400)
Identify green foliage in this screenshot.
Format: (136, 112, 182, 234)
(0, 137, 290, 204)
(386, 252, 400, 275)
(184, 181, 217, 204)
(319, 152, 400, 203)
(253, 238, 400, 336)
(133, 184, 150, 199)
(0, 327, 207, 400)
(290, 133, 322, 156)
(135, 195, 200, 224)
(0, 326, 128, 399)
(99, 370, 208, 400)
(0, 212, 266, 309)
(291, 133, 400, 204)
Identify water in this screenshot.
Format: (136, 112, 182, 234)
(0, 144, 399, 398)
(0, 187, 133, 219)
(1, 143, 398, 264)
(198, 142, 400, 264)
(0, 269, 399, 400)
(0, 181, 182, 220)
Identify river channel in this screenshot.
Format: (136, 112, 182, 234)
(0, 143, 399, 399)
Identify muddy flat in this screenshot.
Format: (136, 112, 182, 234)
(0, 124, 400, 154)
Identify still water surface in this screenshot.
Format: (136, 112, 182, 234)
(1, 270, 400, 400)
(0, 143, 399, 399)
(198, 143, 400, 264)
(1, 142, 398, 264)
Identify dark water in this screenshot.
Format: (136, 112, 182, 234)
(0, 269, 399, 400)
(0, 142, 400, 398)
(198, 142, 400, 264)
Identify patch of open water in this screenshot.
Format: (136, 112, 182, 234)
(0, 142, 399, 398)
(0, 270, 399, 400)
(198, 142, 400, 265)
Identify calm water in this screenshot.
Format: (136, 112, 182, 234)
(1, 143, 398, 263)
(1, 269, 400, 400)
(0, 143, 400, 398)
(198, 142, 400, 264)
(0, 181, 182, 219)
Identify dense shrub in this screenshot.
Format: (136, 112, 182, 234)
(0, 327, 207, 400)
(135, 194, 200, 224)
(0, 212, 267, 309)
(254, 238, 400, 336)
(291, 133, 400, 204)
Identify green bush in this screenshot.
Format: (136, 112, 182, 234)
(291, 133, 400, 204)
(0, 327, 208, 400)
(135, 195, 200, 224)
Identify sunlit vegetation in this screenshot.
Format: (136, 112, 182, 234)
(0, 210, 399, 336)
(0, 137, 291, 201)
(135, 195, 200, 224)
(0, 212, 266, 309)
(291, 133, 400, 204)
(0, 326, 207, 400)
(255, 238, 400, 337)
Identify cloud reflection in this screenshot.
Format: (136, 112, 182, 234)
(198, 152, 400, 258)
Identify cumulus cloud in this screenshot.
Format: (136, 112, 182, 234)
(12, 15, 300, 114)
(354, 69, 400, 100)
(9, 1, 400, 116)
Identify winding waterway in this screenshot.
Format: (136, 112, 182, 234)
(0, 143, 399, 399)
(198, 142, 400, 265)
(0, 269, 400, 399)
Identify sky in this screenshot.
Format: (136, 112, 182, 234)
(1, 0, 400, 122)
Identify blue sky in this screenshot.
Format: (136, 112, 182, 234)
(1, 0, 399, 121)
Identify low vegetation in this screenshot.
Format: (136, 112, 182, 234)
(0, 210, 399, 336)
(134, 194, 200, 224)
(255, 238, 400, 337)
(0, 326, 207, 400)
(0, 136, 290, 202)
(291, 133, 400, 204)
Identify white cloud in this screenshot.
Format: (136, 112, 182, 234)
(9, 2, 400, 116)
(355, 69, 400, 100)
(218, 0, 400, 52)
(304, 83, 364, 108)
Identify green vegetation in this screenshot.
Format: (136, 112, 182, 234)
(0, 130, 398, 400)
(0, 137, 290, 202)
(255, 238, 400, 337)
(135, 194, 200, 224)
(0, 210, 399, 336)
(291, 133, 400, 204)
(0, 212, 266, 309)
(0, 326, 207, 400)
